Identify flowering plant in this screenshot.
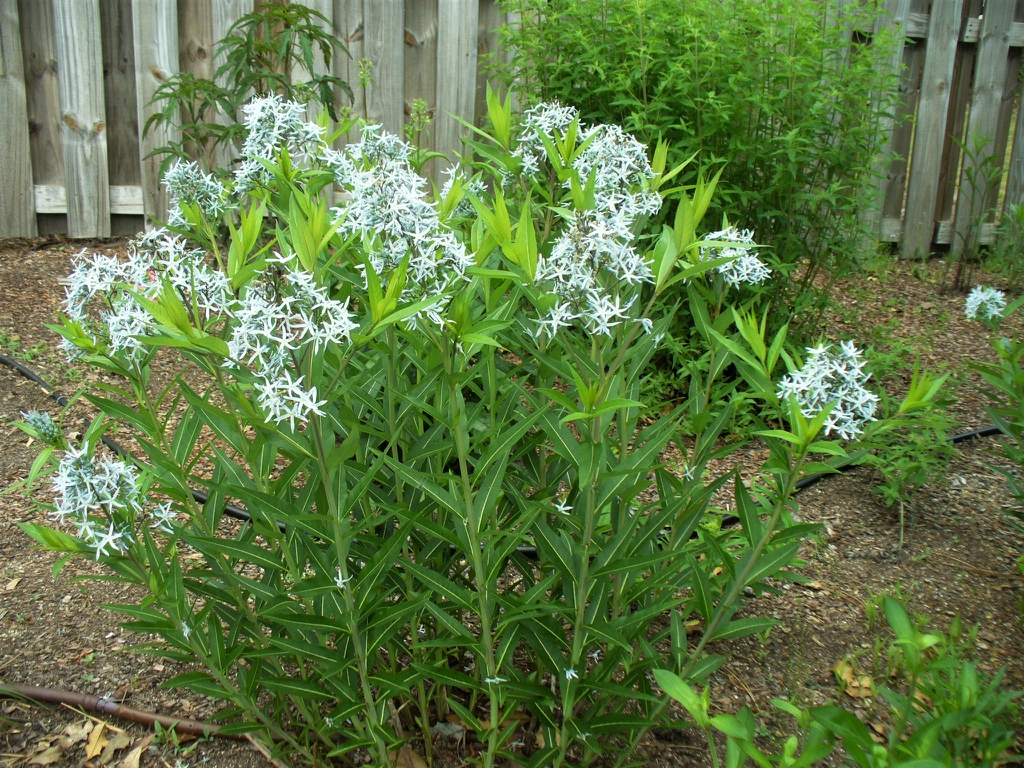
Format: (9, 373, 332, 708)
(16, 92, 846, 767)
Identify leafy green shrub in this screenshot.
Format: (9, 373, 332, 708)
(144, 0, 351, 172)
(857, 364, 958, 554)
(656, 598, 1021, 767)
(969, 288, 1024, 574)
(13, 91, 849, 767)
(987, 202, 1024, 287)
(501, 0, 899, 399)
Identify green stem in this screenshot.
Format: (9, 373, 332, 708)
(448, 372, 501, 768)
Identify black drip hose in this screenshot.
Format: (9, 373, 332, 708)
(0, 352, 256, 527)
(0, 352, 1006, 554)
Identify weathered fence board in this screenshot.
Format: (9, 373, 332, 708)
(54, 0, 111, 237)
(363, 0, 404, 135)
(902, 0, 964, 258)
(0, 0, 36, 236)
(865, 0, 911, 240)
(436, 0, 479, 169)
(133, 0, 180, 225)
(334, 0, 365, 143)
(211, 0, 252, 168)
(19, 0, 64, 234)
(952, 0, 1015, 253)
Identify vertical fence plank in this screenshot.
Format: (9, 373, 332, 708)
(901, 0, 963, 257)
(295, 0, 332, 122)
(133, 0, 179, 226)
(54, 0, 110, 237)
(334, 0, 364, 142)
(866, 0, 911, 240)
(177, 0, 213, 79)
(475, 0, 502, 126)
(1, 0, 37, 236)
(990, 0, 1024, 212)
(363, 0, 404, 135)
(100, 0, 140, 190)
(952, 0, 1014, 253)
(1007, 0, 1024, 209)
(436, 0, 478, 169)
(935, 1, 979, 232)
(212, 0, 252, 168)
(19, 0, 63, 234)
(405, 0, 438, 177)
(101, 0, 143, 235)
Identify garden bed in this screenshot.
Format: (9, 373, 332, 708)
(1, 236, 1023, 767)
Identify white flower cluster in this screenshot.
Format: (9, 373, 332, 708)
(63, 231, 232, 366)
(776, 341, 879, 440)
(327, 124, 474, 326)
(440, 166, 486, 219)
(163, 160, 226, 227)
(700, 227, 771, 288)
(51, 445, 140, 559)
(511, 102, 579, 177)
(21, 410, 61, 445)
(226, 254, 356, 429)
(234, 95, 328, 193)
(965, 285, 1006, 320)
(516, 103, 662, 337)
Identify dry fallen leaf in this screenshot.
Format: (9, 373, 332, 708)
(5, 578, 21, 591)
(59, 720, 93, 749)
(27, 745, 63, 766)
(99, 731, 132, 765)
(116, 735, 154, 768)
(86, 722, 109, 760)
(834, 658, 873, 699)
(386, 747, 428, 768)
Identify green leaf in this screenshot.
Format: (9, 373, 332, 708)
(262, 675, 336, 701)
(709, 617, 779, 642)
(652, 669, 708, 727)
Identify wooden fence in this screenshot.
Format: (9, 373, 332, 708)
(871, 0, 1024, 257)
(2, 0, 1024, 260)
(0, 0, 512, 238)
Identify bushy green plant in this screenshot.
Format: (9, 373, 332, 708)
(500, 0, 899, 400)
(656, 598, 1020, 767)
(144, 0, 351, 172)
(857, 364, 958, 555)
(987, 202, 1024, 287)
(12, 91, 853, 767)
(969, 288, 1024, 575)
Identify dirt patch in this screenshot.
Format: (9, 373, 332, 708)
(2, 238, 1023, 767)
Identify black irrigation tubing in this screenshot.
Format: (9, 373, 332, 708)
(0, 352, 1007, 557)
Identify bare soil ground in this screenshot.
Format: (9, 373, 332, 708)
(1, 237, 1023, 767)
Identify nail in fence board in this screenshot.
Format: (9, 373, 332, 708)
(901, 0, 963, 258)
(363, 0, 404, 136)
(133, 0, 180, 226)
(952, 0, 1014, 255)
(0, 0, 37, 236)
(436, 0, 478, 171)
